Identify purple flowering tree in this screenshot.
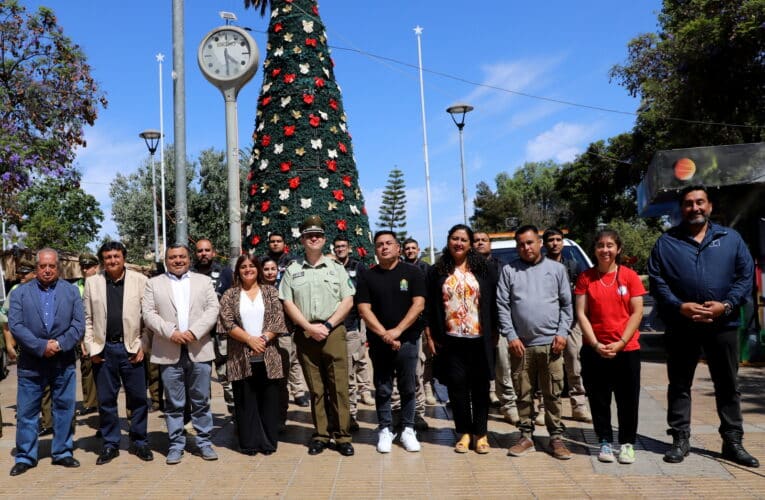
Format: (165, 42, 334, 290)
(0, 1, 107, 218)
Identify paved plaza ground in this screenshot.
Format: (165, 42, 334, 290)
(1, 337, 764, 499)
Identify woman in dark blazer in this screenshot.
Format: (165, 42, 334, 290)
(425, 224, 498, 454)
(219, 254, 288, 455)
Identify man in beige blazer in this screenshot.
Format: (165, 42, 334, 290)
(83, 241, 153, 465)
(142, 243, 220, 465)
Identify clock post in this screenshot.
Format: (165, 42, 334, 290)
(197, 22, 259, 264)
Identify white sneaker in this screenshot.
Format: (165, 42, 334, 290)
(618, 443, 636, 464)
(598, 441, 615, 463)
(377, 427, 394, 453)
(400, 427, 421, 452)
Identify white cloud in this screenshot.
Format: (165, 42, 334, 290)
(74, 128, 148, 240)
(460, 57, 563, 116)
(525, 122, 599, 163)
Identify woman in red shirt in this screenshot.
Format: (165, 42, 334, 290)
(575, 229, 645, 465)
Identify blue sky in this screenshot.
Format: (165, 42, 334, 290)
(22, 0, 662, 252)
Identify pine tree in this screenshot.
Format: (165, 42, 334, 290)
(377, 168, 407, 241)
(242, 0, 372, 260)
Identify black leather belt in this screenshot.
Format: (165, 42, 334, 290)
(107, 338, 123, 343)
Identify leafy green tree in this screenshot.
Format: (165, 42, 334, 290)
(187, 148, 248, 255)
(471, 180, 520, 232)
(555, 134, 642, 238)
(110, 145, 193, 263)
(110, 146, 247, 263)
(377, 168, 407, 240)
(472, 161, 569, 232)
(610, 0, 765, 166)
(17, 173, 103, 252)
(242, 0, 373, 261)
(0, 1, 107, 217)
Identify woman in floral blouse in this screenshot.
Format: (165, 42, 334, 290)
(426, 224, 498, 454)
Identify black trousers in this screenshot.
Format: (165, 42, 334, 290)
(445, 337, 490, 436)
(665, 327, 743, 437)
(581, 346, 640, 444)
(232, 362, 282, 454)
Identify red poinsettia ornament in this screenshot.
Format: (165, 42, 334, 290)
(332, 189, 344, 201)
(289, 176, 301, 189)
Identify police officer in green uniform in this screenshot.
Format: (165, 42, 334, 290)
(279, 216, 356, 456)
(76, 253, 100, 416)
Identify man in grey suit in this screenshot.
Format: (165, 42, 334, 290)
(142, 243, 220, 465)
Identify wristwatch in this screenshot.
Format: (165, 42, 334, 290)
(722, 301, 733, 316)
(323, 321, 334, 331)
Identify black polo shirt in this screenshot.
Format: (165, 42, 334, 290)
(105, 273, 125, 342)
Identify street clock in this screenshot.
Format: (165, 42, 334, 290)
(198, 26, 259, 92)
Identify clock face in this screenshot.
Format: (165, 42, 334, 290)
(200, 29, 253, 81)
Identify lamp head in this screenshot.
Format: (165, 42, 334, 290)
(446, 103, 474, 128)
(139, 129, 162, 155)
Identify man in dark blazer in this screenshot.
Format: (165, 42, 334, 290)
(8, 248, 84, 476)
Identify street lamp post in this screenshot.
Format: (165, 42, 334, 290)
(140, 129, 162, 264)
(446, 103, 474, 225)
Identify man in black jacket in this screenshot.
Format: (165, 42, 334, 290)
(648, 185, 757, 467)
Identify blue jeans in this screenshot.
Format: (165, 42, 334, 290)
(160, 349, 213, 452)
(93, 342, 149, 448)
(16, 364, 76, 465)
(369, 339, 419, 430)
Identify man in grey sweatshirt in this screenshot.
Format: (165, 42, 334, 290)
(497, 225, 573, 460)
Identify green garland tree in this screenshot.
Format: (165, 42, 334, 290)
(243, 0, 372, 260)
(377, 168, 407, 240)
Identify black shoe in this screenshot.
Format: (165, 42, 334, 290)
(307, 440, 328, 455)
(52, 457, 80, 468)
(337, 443, 354, 456)
(130, 445, 154, 462)
(10, 462, 34, 476)
(96, 447, 120, 465)
(722, 441, 760, 468)
(414, 415, 429, 431)
(38, 426, 53, 437)
(349, 418, 360, 433)
(663, 434, 690, 464)
(77, 406, 97, 416)
(295, 394, 310, 407)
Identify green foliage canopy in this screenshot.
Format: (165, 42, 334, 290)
(17, 173, 103, 252)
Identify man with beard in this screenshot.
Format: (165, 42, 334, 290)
(192, 239, 234, 415)
(648, 185, 758, 467)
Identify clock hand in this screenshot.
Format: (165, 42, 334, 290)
(224, 47, 230, 76)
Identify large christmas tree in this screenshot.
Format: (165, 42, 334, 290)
(243, 0, 372, 260)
